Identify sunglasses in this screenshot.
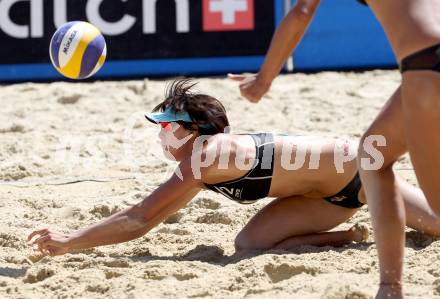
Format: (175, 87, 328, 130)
(159, 121, 197, 132)
(159, 122, 172, 131)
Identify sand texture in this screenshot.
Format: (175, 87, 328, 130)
(1, 71, 439, 299)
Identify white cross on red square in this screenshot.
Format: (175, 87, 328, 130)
(203, 0, 254, 32)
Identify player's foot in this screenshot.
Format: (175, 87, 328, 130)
(350, 223, 370, 242)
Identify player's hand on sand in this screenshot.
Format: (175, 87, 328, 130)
(228, 73, 271, 103)
(27, 228, 71, 256)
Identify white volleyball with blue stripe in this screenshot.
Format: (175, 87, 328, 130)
(49, 21, 106, 79)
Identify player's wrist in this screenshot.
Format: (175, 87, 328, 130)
(65, 233, 81, 251)
(256, 72, 273, 88)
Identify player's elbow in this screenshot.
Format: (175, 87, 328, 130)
(120, 208, 150, 234)
(291, 0, 320, 21)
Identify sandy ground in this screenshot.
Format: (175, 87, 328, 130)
(1, 71, 440, 299)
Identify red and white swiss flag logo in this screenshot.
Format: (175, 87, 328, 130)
(203, 0, 254, 32)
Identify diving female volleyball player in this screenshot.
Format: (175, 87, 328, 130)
(28, 81, 440, 272)
(229, 1, 440, 297)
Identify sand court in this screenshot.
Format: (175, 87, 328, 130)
(1, 71, 439, 298)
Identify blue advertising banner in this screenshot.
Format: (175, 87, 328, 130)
(292, 0, 397, 70)
(0, 0, 285, 81)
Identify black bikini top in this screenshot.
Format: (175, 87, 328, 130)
(204, 133, 275, 204)
(357, 0, 368, 6)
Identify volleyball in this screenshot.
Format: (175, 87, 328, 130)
(49, 21, 106, 79)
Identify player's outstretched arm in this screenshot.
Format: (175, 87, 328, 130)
(27, 162, 201, 256)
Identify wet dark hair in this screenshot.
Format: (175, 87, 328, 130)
(152, 79, 230, 135)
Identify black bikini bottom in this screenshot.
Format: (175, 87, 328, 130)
(400, 44, 440, 73)
(324, 173, 364, 209)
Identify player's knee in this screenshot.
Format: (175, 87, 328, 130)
(234, 230, 264, 251)
(234, 231, 252, 251)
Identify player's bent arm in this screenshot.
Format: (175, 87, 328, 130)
(258, 0, 320, 84)
(28, 161, 202, 254)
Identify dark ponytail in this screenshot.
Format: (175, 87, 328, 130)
(152, 79, 230, 135)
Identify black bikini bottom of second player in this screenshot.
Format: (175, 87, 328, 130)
(400, 44, 440, 73)
(324, 173, 364, 209)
